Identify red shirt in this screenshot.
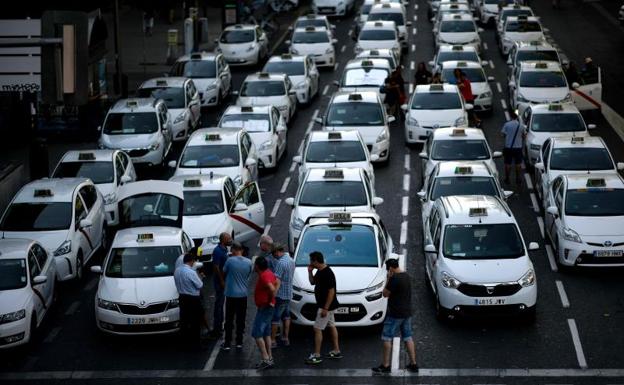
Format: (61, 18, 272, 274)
(254, 269, 277, 307)
(458, 78, 474, 102)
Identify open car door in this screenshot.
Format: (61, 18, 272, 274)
(572, 67, 602, 111)
(229, 181, 265, 242)
(117, 180, 184, 229)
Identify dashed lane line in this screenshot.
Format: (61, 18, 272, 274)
(270, 199, 282, 218)
(391, 336, 401, 371)
(404, 153, 411, 171)
(545, 245, 559, 272)
(555, 280, 570, 308)
(524, 173, 533, 190)
(504, 110, 511, 121)
(203, 338, 222, 371)
(411, 44, 415, 51)
(340, 45, 346, 53)
(306, 109, 319, 134)
(65, 301, 81, 316)
(500, 99, 507, 110)
(43, 326, 62, 343)
(537, 217, 545, 239)
(403, 174, 410, 191)
(280, 176, 291, 194)
(489, 60, 495, 69)
(412, 27, 417, 35)
(496, 82, 503, 93)
(409, 83, 414, 94)
(529, 192, 539, 213)
(483, 42, 488, 50)
(402, 196, 409, 217)
(410, 61, 415, 71)
(413, 14, 417, 22)
(322, 84, 329, 96)
(289, 161, 297, 173)
(400, 220, 408, 246)
(263, 224, 271, 235)
(568, 319, 588, 369)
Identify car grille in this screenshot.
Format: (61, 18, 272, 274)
(300, 303, 367, 322)
(457, 283, 522, 297)
(586, 242, 624, 247)
(128, 149, 149, 157)
(576, 253, 624, 265)
(117, 302, 169, 315)
(100, 321, 179, 333)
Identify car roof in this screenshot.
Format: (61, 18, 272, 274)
(293, 26, 330, 33)
(0, 238, 36, 259)
(551, 135, 606, 149)
(176, 51, 218, 62)
(60, 150, 117, 163)
(222, 105, 272, 115)
(187, 127, 241, 146)
(140, 77, 187, 89)
(515, 40, 556, 51)
(440, 60, 483, 69)
(435, 161, 494, 177)
(564, 173, 624, 190)
(501, 4, 532, 11)
(110, 98, 158, 113)
(438, 44, 478, 53)
(309, 130, 362, 142)
(267, 54, 306, 63)
(520, 61, 562, 71)
(362, 20, 396, 30)
(305, 167, 365, 182)
(440, 13, 474, 21)
(506, 16, 540, 23)
(439, 195, 513, 224)
(244, 72, 288, 82)
(530, 103, 579, 114)
(439, 3, 470, 10)
(14, 178, 88, 203)
(169, 174, 229, 191)
(370, 2, 404, 11)
(224, 24, 256, 31)
(432, 127, 486, 140)
(330, 91, 381, 104)
(112, 226, 184, 248)
(414, 83, 460, 93)
(297, 14, 328, 21)
(345, 58, 392, 69)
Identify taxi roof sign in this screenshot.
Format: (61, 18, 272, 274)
(535, 62, 549, 69)
(78, 152, 96, 161)
(137, 233, 155, 242)
(453, 14, 462, 19)
(571, 136, 584, 144)
(183, 179, 202, 188)
(586, 178, 606, 188)
(382, 3, 391, 7)
(205, 133, 221, 141)
(190, 53, 203, 60)
(348, 93, 363, 101)
(305, 26, 316, 32)
(361, 60, 374, 67)
(548, 103, 563, 111)
(451, 128, 467, 136)
(517, 15, 528, 20)
(469, 207, 488, 217)
(306, 13, 316, 18)
(329, 212, 352, 222)
(155, 80, 168, 87)
(449, 4, 459, 9)
(34, 189, 53, 197)
(241, 106, 254, 112)
(529, 40, 544, 46)
(327, 132, 342, 140)
(126, 100, 139, 108)
(369, 49, 380, 55)
(456, 61, 467, 67)
(258, 72, 270, 78)
(454, 166, 473, 175)
(324, 169, 344, 179)
(280, 53, 293, 60)
(451, 45, 464, 51)
(374, 22, 384, 27)
(429, 84, 444, 92)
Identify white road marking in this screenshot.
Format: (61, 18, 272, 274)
(500, 99, 507, 110)
(391, 336, 401, 371)
(280, 177, 291, 194)
(414, 4, 419, 9)
(289, 161, 297, 173)
(413, 15, 418, 22)
(529, 193, 539, 213)
(537, 217, 545, 238)
(412, 27, 417, 35)
(65, 301, 81, 316)
(545, 245, 559, 272)
(489, 60, 495, 69)
(322, 84, 329, 96)
(84, 277, 98, 291)
(203, 337, 222, 371)
(306, 109, 319, 134)
(400, 220, 408, 245)
(270, 199, 281, 218)
(483, 42, 488, 50)
(263, 224, 271, 235)
(496, 82, 503, 93)
(410, 61, 415, 71)
(297, 141, 304, 155)
(340, 45, 346, 53)
(404, 153, 410, 170)
(411, 44, 415, 51)
(568, 319, 588, 369)
(409, 83, 414, 94)
(402, 196, 409, 216)
(524, 173, 533, 190)
(556, 280, 570, 308)
(403, 174, 410, 191)
(348, 29, 353, 36)
(43, 327, 62, 343)
(504, 111, 511, 121)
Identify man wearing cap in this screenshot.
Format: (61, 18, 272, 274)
(270, 243, 295, 347)
(221, 241, 252, 351)
(174, 251, 204, 349)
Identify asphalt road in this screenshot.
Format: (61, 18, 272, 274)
(2, 0, 624, 383)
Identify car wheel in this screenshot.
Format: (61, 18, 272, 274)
(75, 252, 84, 281)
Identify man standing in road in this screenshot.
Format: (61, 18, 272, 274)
(501, 110, 525, 186)
(271, 243, 295, 347)
(209, 232, 232, 339)
(372, 258, 418, 374)
(174, 251, 204, 350)
(221, 241, 252, 351)
(258, 235, 275, 271)
(252, 256, 280, 371)
(305, 251, 343, 365)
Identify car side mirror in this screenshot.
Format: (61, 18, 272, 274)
(245, 158, 257, 167)
(284, 197, 295, 206)
(587, 124, 596, 130)
(478, 27, 484, 33)
(234, 202, 248, 212)
(508, 81, 516, 88)
(535, 162, 545, 171)
(120, 175, 132, 184)
(32, 275, 47, 285)
(387, 115, 396, 123)
(193, 262, 204, 270)
(168, 160, 177, 168)
(424, 244, 437, 253)
(546, 206, 559, 217)
(372, 197, 384, 206)
(482, 60, 489, 66)
(572, 82, 580, 89)
(293, 155, 302, 164)
(232, 90, 239, 96)
(492, 151, 503, 158)
(370, 154, 380, 162)
(406, 21, 413, 27)
(428, 60, 435, 67)
(289, 90, 297, 96)
(417, 191, 426, 201)
(617, 162, 624, 171)
(332, 39, 338, 44)
(504, 190, 514, 199)
(528, 242, 539, 251)
(80, 219, 93, 229)
(314, 117, 323, 124)
(332, 80, 340, 87)
(465, 103, 474, 111)
(419, 152, 428, 159)
(487, 76, 496, 82)
(91, 266, 102, 274)
(288, 26, 293, 31)
(285, 40, 292, 45)
(432, 28, 438, 34)
(97, 125, 102, 132)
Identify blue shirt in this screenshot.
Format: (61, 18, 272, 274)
(223, 255, 252, 298)
(501, 119, 523, 149)
(212, 244, 229, 289)
(174, 264, 203, 296)
(273, 253, 295, 300)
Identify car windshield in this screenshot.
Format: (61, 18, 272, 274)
(440, 20, 476, 33)
(183, 190, 224, 216)
(436, 51, 480, 66)
(411, 92, 462, 110)
(441, 68, 486, 83)
(359, 29, 396, 40)
(501, 10, 533, 23)
(180, 145, 240, 168)
(0, 259, 28, 290)
(241, 80, 285, 96)
(565, 189, 624, 216)
(368, 12, 404, 26)
(531, 113, 585, 132)
(306, 141, 366, 162)
(220, 113, 271, 132)
(342, 68, 389, 87)
(137, 87, 186, 109)
(295, 225, 379, 267)
(486, 0, 513, 3)
(53, 161, 114, 184)
(516, 51, 559, 65)
(299, 181, 368, 206)
(431, 139, 490, 160)
(220, 29, 254, 43)
(506, 21, 542, 32)
(264, 61, 305, 76)
(1, 202, 71, 231)
(293, 31, 329, 44)
(326, 102, 384, 126)
(520, 71, 567, 87)
(119, 193, 181, 228)
(103, 112, 158, 135)
(296, 19, 327, 29)
(105, 246, 182, 278)
(550, 148, 614, 171)
(443, 224, 525, 259)
(430, 177, 498, 200)
(179, 60, 216, 78)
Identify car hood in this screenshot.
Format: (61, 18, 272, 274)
(305, 161, 370, 172)
(444, 256, 532, 284)
(191, 78, 217, 91)
(289, 75, 306, 87)
(438, 32, 478, 44)
(219, 42, 255, 55)
(325, 125, 384, 144)
(411, 109, 464, 127)
(249, 131, 273, 147)
(520, 87, 569, 103)
(237, 96, 288, 107)
(292, 43, 330, 56)
(566, 216, 624, 237)
(168, 108, 186, 120)
(183, 213, 230, 239)
(294, 266, 382, 292)
(1, 230, 67, 254)
(471, 82, 489, 96)
(0, 287, 30, 314)
(102, 133, 159, 149)
(98, 275, 178, 304)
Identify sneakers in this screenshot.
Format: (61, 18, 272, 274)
(372, 364, 391, 374)
(235, 343, 243, 349)
(406, 363, 419, 373)
(220, 343, 230, 351)
(305, 354, 323, 365)
(325, 350, 343, 359)
(255, 359, 274, 370)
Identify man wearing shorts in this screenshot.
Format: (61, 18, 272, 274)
(305, 251, 343, 365)
(251, 256, 279, 370)
(501, 111, 525, 185)
(372, 258, 418, 374)
(271, 243, 295, 347)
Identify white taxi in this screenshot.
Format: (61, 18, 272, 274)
(170, 52, 232, 107)
(356, 48, 399, 70)
(236, 72, 297, 123)
(440, 61, 493, 112)
(432, 3, 472, 32)
(545, 175, 624, 268)
(519, 103, 591, 166)
(403, 83, 470, 144)
(52, 150, 137, 226)
(312, 0, 356, 17)
(137, 77, 201, 141)
(435, 14, 483, 54)
(430, 45, 486, 74)
(507, 41, 561, 71)
(0, 239, 55, 349)
(420, 127, 502, 182)
(170, 175, 265, 254)
(320, 92, 392, 163)
(477, 0, 513, 25)
(0, 178, 107, 282)
(288, 26, 337, 68)
(99, 98, 173, 167)
(216, 24, 269, 66)
(496, 4, 534, 37)
(218, 105, 287, 169)
(509, 62, 571, 110)
(291, 212, 401, 327)
(423, 195, 538, 321)
(169, 128, 258, 187)
(335, 59, 391, 99)
(499, 16, 545, 57)
(285, 168, 382, 250)
(262, 54, 320, 105)
(294, 130, 376, 185)
(535, 136, 624, 202)
(355, 21, 400, 61)
(292, 14, 335, 37)
(368, 2, 410, 50)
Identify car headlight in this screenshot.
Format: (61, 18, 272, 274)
(97, 298, 119, 311)
(365, 281, 385, 292)
(455, 116, 466, 126)
(278, 105, 289, 114)
(54, 240, 72, 257)
(104, 192, 117, 205)
(167, 298, 180, 309)
(562, 227, 582, 243)
(149, 142, 161, 151)
(0, 309, 26, 325)
(290, 47, 299, 55)
(259, 140, 274, 151)
(441, 271, 461, 289)
(206, 83, 218, 91)
(469, 38, 480, 44)
(376, 130, 388, 143)
(206, 235, 220, 245)
(562, 93, 572, 102)
(246, 43, 256, 52)
(407, 115, 419, 127)
(325, 47, 334, 54)
(516, 93, 529, 103)
(296, 81, 307, 90)
(518, 269, 536, 287)
(479, 91, 492, 99)
(291, 216, 305, 231)
(529, 144, 541, 151)
(234, 175, 242, 186)
(174, 111, 188, 124)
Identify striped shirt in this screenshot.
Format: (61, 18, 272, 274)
(273, 253, 295, 300)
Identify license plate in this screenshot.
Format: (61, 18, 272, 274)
(335, 307, 349, 314)
(127, 316, 169, 325)
(474, 298, 506, 306)
(594, 250, 623, 257)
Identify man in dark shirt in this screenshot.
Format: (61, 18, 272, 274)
(304, 251, 342, 365)
(372, 258, 418, 374)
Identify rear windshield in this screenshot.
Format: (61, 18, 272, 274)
(103, 112, 158, 135)
(550, 148, 614, 171)
(326, 102, 385, 126)
(220, 30, 255, 43)
(53, 161, 114, 184)
(430, 177, 498, 200)
(183, 190, 225, 216)
(442, 68, 486, 83)
(105, 246, 182, 278)
(305, 141, 367, 163)
(368, 12, 405, 26)
(431, 139, 490, 160)
(436, 51, 480, 66)
(1, 202, 72, 231)
(516, 50, 559, 65)
(180, 145, 240, 168)
(530, 113, 585, 132)
(241, 80, 285, 97)
(440, 20, 475, 33)
(220, 113, 271, 132)
(137, 87, 185, 109)
(177, 60, 216, 78)
(359, 29, 396, 40)
(506, 21, 542, 32)
(519, 71, 567, 87)
(411, 92, 462, 110)
(299, 181, 368, 207)
(293, 31, 329, 44)
(263, 61, 305, 76)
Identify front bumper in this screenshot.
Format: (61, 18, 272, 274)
(313, 5, 346, 16)
(473, 94, 493, 111)
(223, 50, 258, 66)
(201, 88, 220, 106)
(96, 307, 180, 335)
(557, 239, 624, 267)
(126, 147, 165, 166)
(105, 203, 119, 226)
(310, 52, 335, 67)
(405, 125, 448, 144)
(438, 283, 537, 317)
(258, 148, 278, 168)
(295, 87, 310, 104)
(0, 315, 29, 349)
